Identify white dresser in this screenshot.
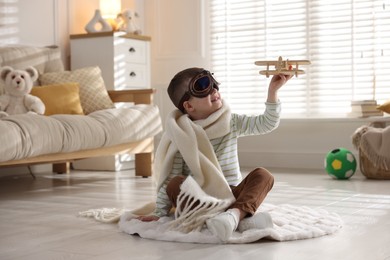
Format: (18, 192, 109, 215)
(70, 32, 151, 171)
(70, 31, 151, 90)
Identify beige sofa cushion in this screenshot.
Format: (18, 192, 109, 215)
(39, 66, 115, 114)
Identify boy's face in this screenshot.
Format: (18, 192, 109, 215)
(183, 88, 222, 120)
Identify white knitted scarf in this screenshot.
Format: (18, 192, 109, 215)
(152, 102, 236, 232)
(153, 102, 235, 201)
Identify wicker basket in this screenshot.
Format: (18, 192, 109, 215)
(359, 149, 390, 179)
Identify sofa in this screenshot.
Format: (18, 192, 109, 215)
(0, 45, 162, 177)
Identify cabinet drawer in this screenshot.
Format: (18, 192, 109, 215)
(116, 39, 147, 64)
(124, 63, 148, 88)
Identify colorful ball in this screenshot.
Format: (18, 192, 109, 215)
(324, 148, 357, 179)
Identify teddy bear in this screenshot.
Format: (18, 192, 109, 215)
(0, 66, 45, 119)
(117, 9, 142, 35)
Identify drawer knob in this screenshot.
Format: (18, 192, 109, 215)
(129, 72, 136, 77)
(129, 47, 136, 53)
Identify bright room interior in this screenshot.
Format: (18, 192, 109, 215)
(0, 0, 389, 259)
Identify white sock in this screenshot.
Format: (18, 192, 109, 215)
(206, 208, 240, 242)
(226, 208, 241, 228)
(237, 212, 273, 233)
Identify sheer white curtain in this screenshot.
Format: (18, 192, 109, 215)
(209, 0, 390, 117)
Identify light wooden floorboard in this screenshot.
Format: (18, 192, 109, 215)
(0, 168, 389, 260)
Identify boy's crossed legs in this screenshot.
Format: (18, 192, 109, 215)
(166, 167, 275, 241)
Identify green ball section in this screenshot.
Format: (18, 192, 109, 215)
(325, 148, 357, 179)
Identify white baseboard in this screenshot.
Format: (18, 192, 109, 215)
(238, 150, 359, 171)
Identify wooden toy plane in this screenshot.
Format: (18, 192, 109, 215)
(255, 56, 311, 77)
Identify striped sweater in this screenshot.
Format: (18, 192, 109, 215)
(154, 101, 281, 217)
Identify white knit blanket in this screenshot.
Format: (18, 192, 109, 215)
(116, 177, 342, 244)
(79, 175, 342, 244)
(80, 201, 343, 244)
(118, 202, 343, 244)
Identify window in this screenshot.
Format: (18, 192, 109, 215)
(0, 0, 19, 44)
(209, 0, 390, 117)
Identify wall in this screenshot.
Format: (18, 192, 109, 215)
(1, 0, 386, 174)
(237, 118, 378, 170)
(143, 0, 210, 120)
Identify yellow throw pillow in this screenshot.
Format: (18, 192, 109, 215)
(39, 66, 114, 114)
(377, 100, 390, 114)
(30, 82, 84, 116)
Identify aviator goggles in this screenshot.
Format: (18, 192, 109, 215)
(188, 70, 219, 98)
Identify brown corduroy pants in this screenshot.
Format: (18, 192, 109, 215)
(166, 167, 274, 217)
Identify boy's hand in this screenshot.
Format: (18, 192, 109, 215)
(269, 74, 293, 92)
(136, 215, 160, 222)
(267, 74, 293, 103)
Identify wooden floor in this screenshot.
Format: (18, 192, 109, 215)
(0, 168, 389, 260)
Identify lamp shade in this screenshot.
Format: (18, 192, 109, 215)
(100, 0, 121, 19)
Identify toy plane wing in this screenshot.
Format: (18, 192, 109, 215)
(259, 69, 305, 76)
(255, 56, 311, 77)
(254, 60, 279, 66)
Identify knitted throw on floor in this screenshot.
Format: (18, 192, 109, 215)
(117, 176, 343, 244)
(79, 176, 343, 244)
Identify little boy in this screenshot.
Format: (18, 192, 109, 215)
(137, 67, 292, 241)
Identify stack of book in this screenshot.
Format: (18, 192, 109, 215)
(349, 100, 383, 118)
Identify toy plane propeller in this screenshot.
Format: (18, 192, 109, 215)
(255, 56, 311, 77)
